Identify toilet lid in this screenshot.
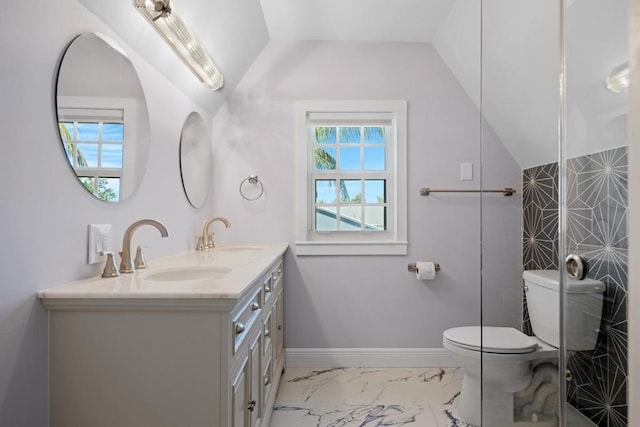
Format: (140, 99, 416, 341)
(443, 326, 539, 354)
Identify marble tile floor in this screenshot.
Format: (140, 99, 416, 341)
(269, 367, 474, 427)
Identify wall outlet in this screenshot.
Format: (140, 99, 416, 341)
(88, 224, 112, 265)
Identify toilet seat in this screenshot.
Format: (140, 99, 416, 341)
(443, 326, 539, 354)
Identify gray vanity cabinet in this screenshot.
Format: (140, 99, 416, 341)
(43, 256, 285, 427)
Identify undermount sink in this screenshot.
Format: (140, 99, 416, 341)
(141, 266, 231, 282)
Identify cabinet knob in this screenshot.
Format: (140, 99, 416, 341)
(248, 399, 256, 412)
(251, 302, 260, 311)
(235, 323, 245, 335)
(264, 376, 270, 386)
(264, 329, 270, 337)
(278, 268, 282, 275)
(272, 273, 277, 281)
(277, 324, 283, 330)
(264, 285, 271, 293)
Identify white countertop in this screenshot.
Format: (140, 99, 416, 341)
(37, 243, 288, 304)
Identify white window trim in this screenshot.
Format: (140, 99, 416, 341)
(295, 100, 408, 256)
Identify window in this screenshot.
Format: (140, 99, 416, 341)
(295, 101, 407, 255)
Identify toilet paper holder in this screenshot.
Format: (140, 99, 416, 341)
(407, 262, 441, 273)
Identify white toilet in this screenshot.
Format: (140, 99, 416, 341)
(443, 270, 605, 427)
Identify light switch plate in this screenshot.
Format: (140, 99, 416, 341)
(461, 163, 473, 181)
(88, 224, 112, 264)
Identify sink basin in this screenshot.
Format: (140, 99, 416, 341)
(141, 266, 231, 282)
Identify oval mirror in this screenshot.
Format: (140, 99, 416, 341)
(55, 33, 150, 202)
(180, 112, 211, 208)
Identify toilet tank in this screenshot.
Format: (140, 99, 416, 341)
(523, 270, 605, 350)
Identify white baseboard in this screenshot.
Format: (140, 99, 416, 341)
(285, 348, 455, 368)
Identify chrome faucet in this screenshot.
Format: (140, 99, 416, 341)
(196, 217, 231, 251)
(119, 219, 169, 273)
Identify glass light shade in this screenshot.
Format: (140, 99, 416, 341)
(135, 0, 224, 90)
(606, 63, 629, 93)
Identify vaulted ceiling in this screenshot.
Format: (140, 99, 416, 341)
(79, 0, 628, 169)
(260, 0, 453, 42)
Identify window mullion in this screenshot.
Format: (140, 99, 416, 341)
(360, 125, 365, 171)
(335, 125, 341, 172)
(336, 138, 341, 230)
(359, 127, 364, 231)
(73, 122, 79, 167)
(335, 177, 340, 231)
(360, 178, 365, 231)
(97, 122, 103, 168)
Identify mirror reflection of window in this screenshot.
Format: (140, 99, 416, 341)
(55, 33, 150, 203)
(59, 108, 127, 202)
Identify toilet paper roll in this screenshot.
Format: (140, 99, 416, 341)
(415, 262, 436, 280)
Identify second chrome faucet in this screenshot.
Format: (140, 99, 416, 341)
(196, 217, 231, 251)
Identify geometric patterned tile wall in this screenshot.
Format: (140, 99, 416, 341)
(522, 146, 628, 427)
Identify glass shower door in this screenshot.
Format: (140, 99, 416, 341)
(479, 0, 629, 426)
(563, 0, 629, 425)
(480, 0, 562, 426)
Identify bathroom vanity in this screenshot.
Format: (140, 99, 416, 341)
(38, 243, 287, 427)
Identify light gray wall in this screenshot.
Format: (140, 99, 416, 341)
(435, 0, 628, 170)
(210, 40, 523, 348)
(0, 2, 216, 424)
(434, 0, 560, 170)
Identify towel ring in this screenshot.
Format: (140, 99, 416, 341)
(239, 175, 264, 201)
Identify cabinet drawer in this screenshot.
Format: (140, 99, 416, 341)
(232, 287, 262, 353)
(262, 273, 273, 305)
(264, 262, 283, 305)
(271, 261, 283, 294)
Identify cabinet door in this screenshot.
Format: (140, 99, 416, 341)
(274, 293, 284, 370)
(262, 355, 273, 412)
(249, 333, 262, 427)
(232, 355, 249, 427)
(263, 309, 272, 358)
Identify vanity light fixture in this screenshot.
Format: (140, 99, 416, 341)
(606, 62, 629, 93)
(134, 0, 224, 90)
